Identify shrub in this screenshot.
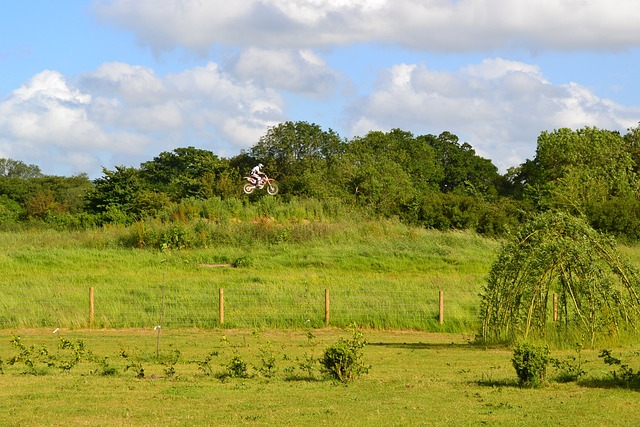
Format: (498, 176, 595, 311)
(225, 354, 250, 378)
(320, 325, 370, 383)
(599, 349, 640, 387)
(511, 342, 550, 387)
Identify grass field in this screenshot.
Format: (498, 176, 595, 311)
(1, 328, 640, 426)
(0, 222, 498, 332)
(3, 221, 640, 426)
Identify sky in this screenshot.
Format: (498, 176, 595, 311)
(1, 0, 640, 178)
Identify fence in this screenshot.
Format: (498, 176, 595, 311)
(1, 285, 482, 332)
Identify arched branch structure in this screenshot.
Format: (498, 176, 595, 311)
(480, 212, 640, 345)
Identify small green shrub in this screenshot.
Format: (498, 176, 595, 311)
(224, 354, 250, 379)
(196, 351, 219, 376)
(511, 342, 550, 387)
(320, 325, 370, 383)
(599, 349, 640, 387)
(256, 342, 277, 378)
(7, 335, 53, 375)
(298, 352, 318, 379)
(550, 343, 585, 383)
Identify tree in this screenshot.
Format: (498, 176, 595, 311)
(480, 212, 640, 345)
(139, 147, 228, 200)
(249, 121, 345, 195)
(426, 132, 499, 196)
(338, 129, 441, 215)
(0, 158, 43, 178)
(85, 166, 144, 220)
(527, 127, 637, 213)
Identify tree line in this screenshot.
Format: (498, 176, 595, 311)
(1, 121, 640, 240)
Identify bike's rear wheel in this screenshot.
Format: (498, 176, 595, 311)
(243, 183, 256, 194)
(266, 182, 279, 195)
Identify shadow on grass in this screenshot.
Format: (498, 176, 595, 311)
(368, 341, 493, 350)
(475, 377, 640, 391)
(476, 378, 520, 388)
(577, 378, 640, 391)
(284, 374, 324, 382)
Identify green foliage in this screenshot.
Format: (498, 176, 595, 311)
(85, 166, 143, 221)
(598, 349, 640, 387)
(550, 343, 586, 383)
(511, 342, 550, 387)
(57, 338, 88, 372)
(249, 121, 345, 196)
(195, 351, 219, 376)
(256, 342, 277, 378)
(523, 127, 639, 230)
(426, 131, 499, 196)
(120, 349, 145, 378)
(139, 147, 229, 200)
(0, 158, 43, 178)
(223, 354, 250, 379)
(320, 325, 370, 383)
(7, 335, 54, 375)
(92, 356, 118, 376)
(480, 211, 640, 345)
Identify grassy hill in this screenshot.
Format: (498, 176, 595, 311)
(0, 219, 500, 333)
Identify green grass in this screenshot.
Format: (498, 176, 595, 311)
(0, 328, 640, 426)
(0, 222, 498, 332)
(3, 221, 640, 425)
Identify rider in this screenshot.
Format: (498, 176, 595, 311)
(250, 163, 267, 188)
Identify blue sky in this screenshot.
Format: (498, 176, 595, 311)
(1, 0, 640, 178)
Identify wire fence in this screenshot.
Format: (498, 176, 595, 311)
(1, 284, 482, 333)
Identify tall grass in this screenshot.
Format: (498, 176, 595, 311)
(0, 213, 498, 332)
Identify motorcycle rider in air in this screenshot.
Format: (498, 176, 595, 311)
(250, 163, 267, 188)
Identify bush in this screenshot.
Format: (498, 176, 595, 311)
(512, 342, 550, 387)
(320, 325, 370, 383)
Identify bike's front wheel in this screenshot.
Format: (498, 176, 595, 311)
(266, 181, 279, 195)
(243, 183, 256, 194)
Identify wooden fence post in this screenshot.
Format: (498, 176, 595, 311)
(89, 287, 95, 329)
(553, 293, 558, 323)
(219, 288, 224, 325)
(325, 288, 330, 325)
(439, 291, 444, 325)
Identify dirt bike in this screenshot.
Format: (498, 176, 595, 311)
(243, 175, 279, 195)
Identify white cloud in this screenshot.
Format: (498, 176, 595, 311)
(93, 0, 640, 52)
(0, 63, 286, 177)
(229, 48, 339, 96)
(346, 58, 640, 172)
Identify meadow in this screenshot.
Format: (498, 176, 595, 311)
(1, 328, 640, 426)
(2, 218, 640, 426)
(0, 220, 496, 332)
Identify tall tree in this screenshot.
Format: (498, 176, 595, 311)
(0, 158, 43, 178)
(139, 147, 228, 200)
(426, 132, 499, 196)
(530, 127, 637, 213)
(85, 166, 144, 218)
(249, 121, 345, 195)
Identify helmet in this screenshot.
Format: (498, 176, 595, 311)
(258, 163, 264, 168)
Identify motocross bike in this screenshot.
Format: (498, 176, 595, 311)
(243, 175, 279, 195)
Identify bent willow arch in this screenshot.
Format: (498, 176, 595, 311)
(480, 212, 640, 344)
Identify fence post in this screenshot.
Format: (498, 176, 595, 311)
(553, 293, 558, 323)
(325, 288, 330, 325)
(89, 287, 95, 329)
(439, 291, 444, 325)
(219, 288, 224, 325)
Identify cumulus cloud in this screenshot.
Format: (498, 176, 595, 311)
(346, 58, 640, 171)
(229, 48, 340, 96)
(93, 0, 640, 52)
(0, 63, 286, 177)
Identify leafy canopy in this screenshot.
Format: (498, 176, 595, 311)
(480, 211, 640, 345)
